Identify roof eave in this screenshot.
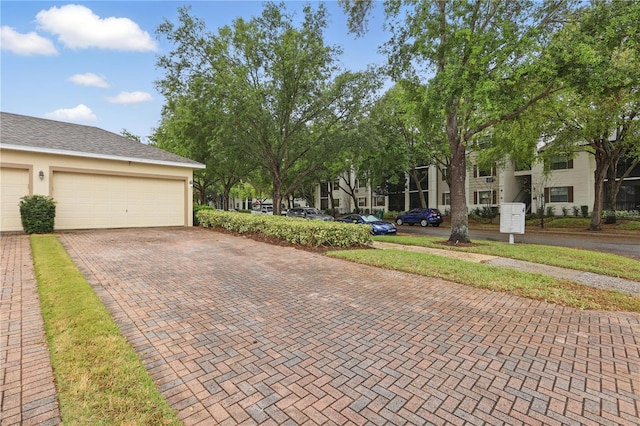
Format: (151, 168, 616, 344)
(1, 144, 206, 169)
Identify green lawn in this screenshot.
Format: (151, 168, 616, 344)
(31, 235, 180, 425)
(531, 217, 640, 231)
(327, 248, 640, 312)
(373, 235, 640, 282)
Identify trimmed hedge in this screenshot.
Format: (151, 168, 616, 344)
(197, 210, 372, 247)
(19, 194, 56, 234)
(193, 205, 215, 226)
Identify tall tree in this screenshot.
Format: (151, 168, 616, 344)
(120, 129, 142, 143)
(156, 3, 375, 215)
(341, 0, 571, 243)
(153, 77, 249, 208)
(367, 82, 433, 208)
(546, 0, 640, 230)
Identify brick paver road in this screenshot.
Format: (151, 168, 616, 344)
(57, 228, 639, 425)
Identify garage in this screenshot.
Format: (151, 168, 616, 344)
(1, 112, 204, 232)
(0, 166, 31, 232)
(52, 171, 187, 230)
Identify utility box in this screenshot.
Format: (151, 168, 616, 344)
(500, 203, 526, 243)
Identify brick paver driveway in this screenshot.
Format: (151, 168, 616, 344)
(59, 228, 640, 426)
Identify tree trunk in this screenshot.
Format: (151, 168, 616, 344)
(446, 104, 471, 243)
(198, 180, 207, 205)
(590, 147, 610, 231)
(448, 138, 470, 243)
(409, 168, 427, 208)
(272, 184, 282, 216)
(604, 163, 617, 224)
(351, 193, 359, 213)
(328, 188, 336, 216)
(222, 187, 230, 211)
(338, 176, 359, 213)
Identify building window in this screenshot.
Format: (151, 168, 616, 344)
(441, 168, 450, 182)
(320, 182, 329, 197)
(332, 199, 340, 208)
(333, 180, 340, 190)
(474, 165, 494, 178)
(357, 197, 367, 208)
(373, 196, 385, 207)
(545, 186, 574, 203)
(474, 190, 497, 205)
(549, 155, 573, 170)
(442, 192, 451, 205)
(479, 190, 492, 204)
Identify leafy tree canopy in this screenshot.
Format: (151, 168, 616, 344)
(340, 0, 572, 242)
(156, 2, 377, 214)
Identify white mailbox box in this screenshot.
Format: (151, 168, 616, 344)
(500, 203, 526, 244)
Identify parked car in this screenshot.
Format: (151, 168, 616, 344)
(286, 207, 334, 221)
(395, 208, 443, 227)
(251, 204, 273, 215)
(337, 214, 397, 235)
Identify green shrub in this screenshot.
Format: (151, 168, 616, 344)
(546, 206, 556, 217)
(470, 207, 498, 219)
(197, 210, 372, 247)
(19, 195, 56, 234)
(193, 205, 215, 226)
(384, 211, 401, 220)
(603, 211, 617, 224)
(581, 205, 589, 218)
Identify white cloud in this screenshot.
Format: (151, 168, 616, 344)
(68, 72, 110, 88)
(45, 104, 97, 122)
(35, 5, 157, 52)
(0, 26, 58, 56)
(106, 91, 153, 104)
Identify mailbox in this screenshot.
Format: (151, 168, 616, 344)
(500, 203, 525, 243)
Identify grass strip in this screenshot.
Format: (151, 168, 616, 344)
(374, 235, 640, 282)
(30, 235, 180, 425)
(327, 249, 640, 312)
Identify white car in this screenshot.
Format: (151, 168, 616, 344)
(251, 204, 273, 215)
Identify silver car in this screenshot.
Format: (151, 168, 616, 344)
(286, 207, 334, 221)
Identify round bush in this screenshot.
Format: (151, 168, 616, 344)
(19, 195, 56, 234)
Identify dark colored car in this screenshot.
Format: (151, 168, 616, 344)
(337, 214, 397, 235)
(395, 208, 443, 227)
(286, 207, 334, 221)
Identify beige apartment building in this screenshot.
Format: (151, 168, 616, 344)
(317, 151, 640, 216)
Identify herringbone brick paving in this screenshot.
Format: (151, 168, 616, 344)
(56, 228, 640, 425)
(0, 234, 61, 425)
(4, 227, 639, 425)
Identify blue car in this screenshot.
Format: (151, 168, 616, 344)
(395, 208, 443, 227)
(337, 214, 397, 235)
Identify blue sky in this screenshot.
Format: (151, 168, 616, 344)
(1, 1, 389, 142)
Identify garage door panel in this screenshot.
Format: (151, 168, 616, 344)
(1, 167, 30, 232)
(53, 172, 185, 230)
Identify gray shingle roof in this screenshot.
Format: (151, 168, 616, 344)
(1, 112, 204, 168)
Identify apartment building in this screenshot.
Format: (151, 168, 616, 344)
(317, 151, 640, 215)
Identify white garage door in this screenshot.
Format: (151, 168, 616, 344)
(0, 167, 30, 232)
(53, 172, 186, 230)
